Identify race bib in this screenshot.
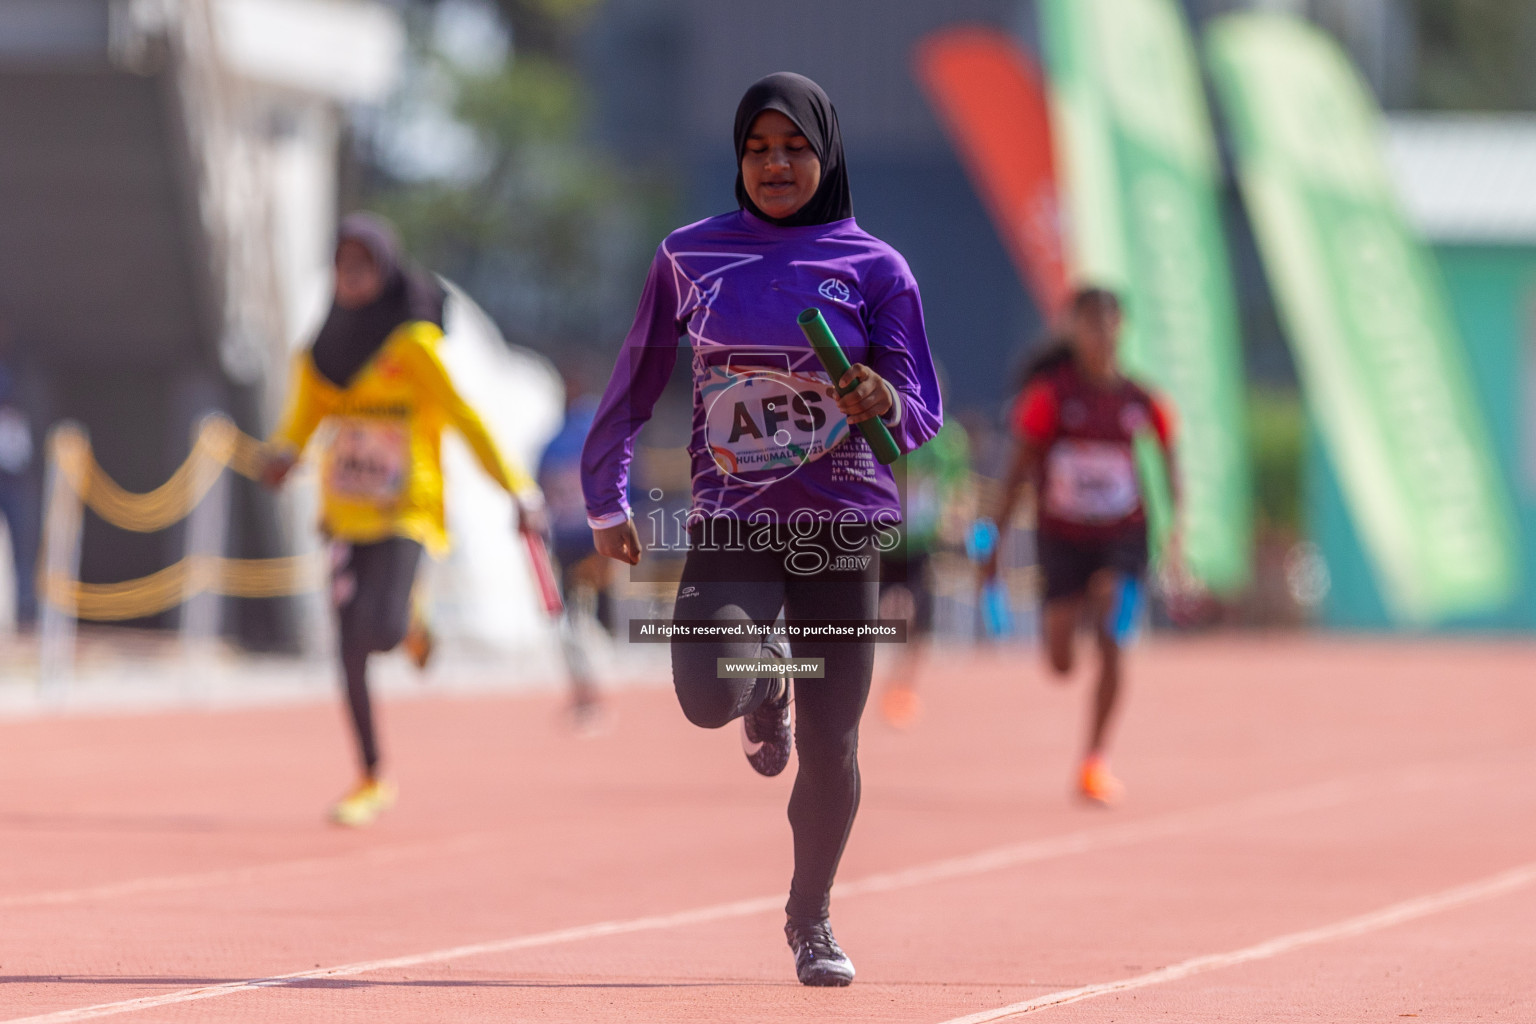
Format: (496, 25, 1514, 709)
(326, 418, 408, 502)
(1043, 440, 1139, 524)
(700, 364, 849, 484)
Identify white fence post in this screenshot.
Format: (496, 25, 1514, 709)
(284, 469, 333, 666)
(181, 416, 229, 694)
(37, 424, 85, 702)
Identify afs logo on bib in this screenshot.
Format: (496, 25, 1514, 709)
(818, 278, 851, 304)
(701, 366, 849, 484)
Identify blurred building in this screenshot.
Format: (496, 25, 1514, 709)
(0, 0, 401, 646)
(580, 0, 1434, 422)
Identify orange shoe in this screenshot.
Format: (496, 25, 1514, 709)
(1077, 755, 1123, 806)
(881, 686, 922, 730)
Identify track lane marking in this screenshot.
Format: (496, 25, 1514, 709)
(0, 776, 1379, 1023)
(0, 764, 1400, 911)
(0, 838, 492, 909)
(3, 754, 1515, 913)
(0, 833, 492, 910)
(933, 861, 1536, 1023)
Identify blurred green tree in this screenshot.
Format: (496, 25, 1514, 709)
(359, 0, 672, 356)
(483, 0, 602, 60)
(1247, 388, 1305, 536)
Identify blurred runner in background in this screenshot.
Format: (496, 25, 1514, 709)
(538, 375, 614, 733)
(263, 213, 544, 827)
(982, 286, 1178, 805)
(878, 412, 969, 728)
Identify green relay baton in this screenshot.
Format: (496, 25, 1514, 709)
(797, 307, 901, 466)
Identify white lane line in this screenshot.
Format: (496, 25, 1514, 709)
(0, 755, 1497, 912)
(3, 894, 789, 1024)
(0, 776, 1374, 1024)
(0, 834, 491, 910)
(0, 785, 1340, 912)
(835, 778, 1362, 900)
(934, 861, 1536, 1023)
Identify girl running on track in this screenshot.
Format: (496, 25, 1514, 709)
(581, 73, 942, 986)
(983, 286, 1177, 805)
(264, 213, 544, 828)
(877, 413, 969, 729)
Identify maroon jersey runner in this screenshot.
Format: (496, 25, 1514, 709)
(1010, 362, 1175, 544)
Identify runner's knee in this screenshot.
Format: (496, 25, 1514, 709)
(1043, 610, 1075, 675)
(672, 644, 753, 728)
(346, 615, 409, 655)
(675, 682, 741, 729)
(794, 725, 858, 776)
(378, 617, 412, 653)
(1046, 646, 1073, 675)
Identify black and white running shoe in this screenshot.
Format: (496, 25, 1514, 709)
(785, 917, 855, 987)
(740, 639, 792, 777)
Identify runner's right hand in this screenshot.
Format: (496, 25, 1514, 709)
(594, 519, 642, 566)
(977, 549, 1000, 586)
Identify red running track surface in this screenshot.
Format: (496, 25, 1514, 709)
(1, 637, 1534, 1022)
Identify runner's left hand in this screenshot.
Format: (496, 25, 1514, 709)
(827, 364, 892, 425)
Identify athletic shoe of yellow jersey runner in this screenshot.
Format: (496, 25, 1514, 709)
(330, 778, 397, 827)
(1077, 755, 1123, 806)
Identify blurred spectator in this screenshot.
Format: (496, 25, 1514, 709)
(539, 372, 615, 731)
(0, 330, 39, 630)
(878, 415, 970, 728)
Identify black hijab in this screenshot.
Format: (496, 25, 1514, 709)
(310, 213, 446, 388)
(733, 72, 853, 227)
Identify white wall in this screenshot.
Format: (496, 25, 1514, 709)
(433, 285, 565, 651)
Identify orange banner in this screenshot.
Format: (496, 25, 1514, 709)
(914, 26, 1068, 315)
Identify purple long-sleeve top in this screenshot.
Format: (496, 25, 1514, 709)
(581, 210, 942, 529)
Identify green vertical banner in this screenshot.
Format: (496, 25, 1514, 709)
(1206, 14, 1518, 622)
(1040, 0, 1252, 593)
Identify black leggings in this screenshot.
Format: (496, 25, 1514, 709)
(334, 536, 423, 775)
(671, 523, 880, 921)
